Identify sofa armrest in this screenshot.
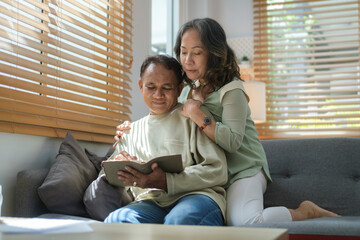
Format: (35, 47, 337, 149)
(15, 168, 50, 217)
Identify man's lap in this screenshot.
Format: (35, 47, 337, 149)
(104, 194, 223, 226)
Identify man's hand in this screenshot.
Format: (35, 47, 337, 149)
(117, 163, 167, 191)
(113, 121, 131, 148)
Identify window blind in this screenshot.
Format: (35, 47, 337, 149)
(253, 0, 360, 139)
(0, 0, 133, 143)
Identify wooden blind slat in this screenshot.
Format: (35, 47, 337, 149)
(0, 74, 131, 106)
(267, 75, 360, 84)
(0, 121, 114, 143)
(0, 28, 130, 74)
(254, 43, 359, 54)
(268, 88, 360, 96)
(81, 0, 134, 33)
(268, 106, 359, 114)
(254, 0, 357, 13)
(0, 0, 133, 143)
(253, 0, 360, 139)
(266, 94, 359, 102)
(258, 63, 360, 72)
(254, 6, 357, 20)
(48, 3, 132, 44)
(53, 0, 132, 36)
(253, 50, 359, 62)
(0, 16, 132, 70)
(0, 63, 130, 101)
(260, 119, 360, 126)
(0, 32, 131, 84)
(0, 5, 50, 32)
(267, 100, 360, 108)
(267, 82, 360, 90)
(255, 69, 360, 78)
(266, 114, 360, 121)
(2, 0, 50, 23)
(0, 49, 131, 93)
(0, 87, 130, 120)
(0, 110, 116, 135)
(255, 32, 358, 44)
(0, 98, 120, 127)
(48, 15, 132, 59)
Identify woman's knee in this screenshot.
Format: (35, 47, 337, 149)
(226, 210, 264, 226)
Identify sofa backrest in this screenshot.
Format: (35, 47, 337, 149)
(261, 137, 360, 216)
(15, 168, 49, 217)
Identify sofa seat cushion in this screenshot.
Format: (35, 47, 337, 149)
(38, 213, 98, 222)
(240, 216, 360, 237)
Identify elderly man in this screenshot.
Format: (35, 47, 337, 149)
(104, 55, 227, 226)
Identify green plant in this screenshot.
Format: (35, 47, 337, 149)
(242, 56, 249, 61)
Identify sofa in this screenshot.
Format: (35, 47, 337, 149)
(15, 137, 360, 239)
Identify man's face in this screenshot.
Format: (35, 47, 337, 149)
(139, 63, 183, 115)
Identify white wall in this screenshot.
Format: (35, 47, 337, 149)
(128, 0, 152, 121)
(0, 0, 253, 217)
(178, 0, 253, 38)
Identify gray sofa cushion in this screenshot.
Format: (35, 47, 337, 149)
(262, 137, 360, 217)
(85, 147, 115, 173)
(37, 131, 98, 217)
(83, 174, 133, 221)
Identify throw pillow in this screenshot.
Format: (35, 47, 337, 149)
(83, 174, 133, 221)
(38, 131, 98, 217)
(85, 146, 115, 173)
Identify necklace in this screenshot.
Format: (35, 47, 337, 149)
(192, 79, 208, 89)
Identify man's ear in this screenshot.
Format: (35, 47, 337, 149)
(177, 82, 184, 96)
(138, 79, 143, 92)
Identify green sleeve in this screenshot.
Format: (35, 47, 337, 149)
(215, 88, 248, 153)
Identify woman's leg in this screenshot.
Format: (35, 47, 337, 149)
(226, 171, 291, 226)
(104, 201, 166, 223)
(226, 171, 339, 226)
(164, 194, 224, 226)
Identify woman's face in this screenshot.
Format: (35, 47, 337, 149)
(179, 29, 209, 83)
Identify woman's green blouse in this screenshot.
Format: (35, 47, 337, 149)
(178, 79, 271, 188)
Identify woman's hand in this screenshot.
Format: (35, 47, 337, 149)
(181, 84, 214, 119)
(113, 121, 131, 148)
(191, 87, 205, 103)
(113, 150, 138, 161)
(191, 84, 213, 103)
(180, 99, 202, 119)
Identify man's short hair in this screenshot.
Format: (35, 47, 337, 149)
(140, 55, 183, 85)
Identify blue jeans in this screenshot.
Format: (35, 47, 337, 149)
(104, 194, 224, 226)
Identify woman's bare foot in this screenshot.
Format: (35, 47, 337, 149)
(289, 200, 339, 221)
